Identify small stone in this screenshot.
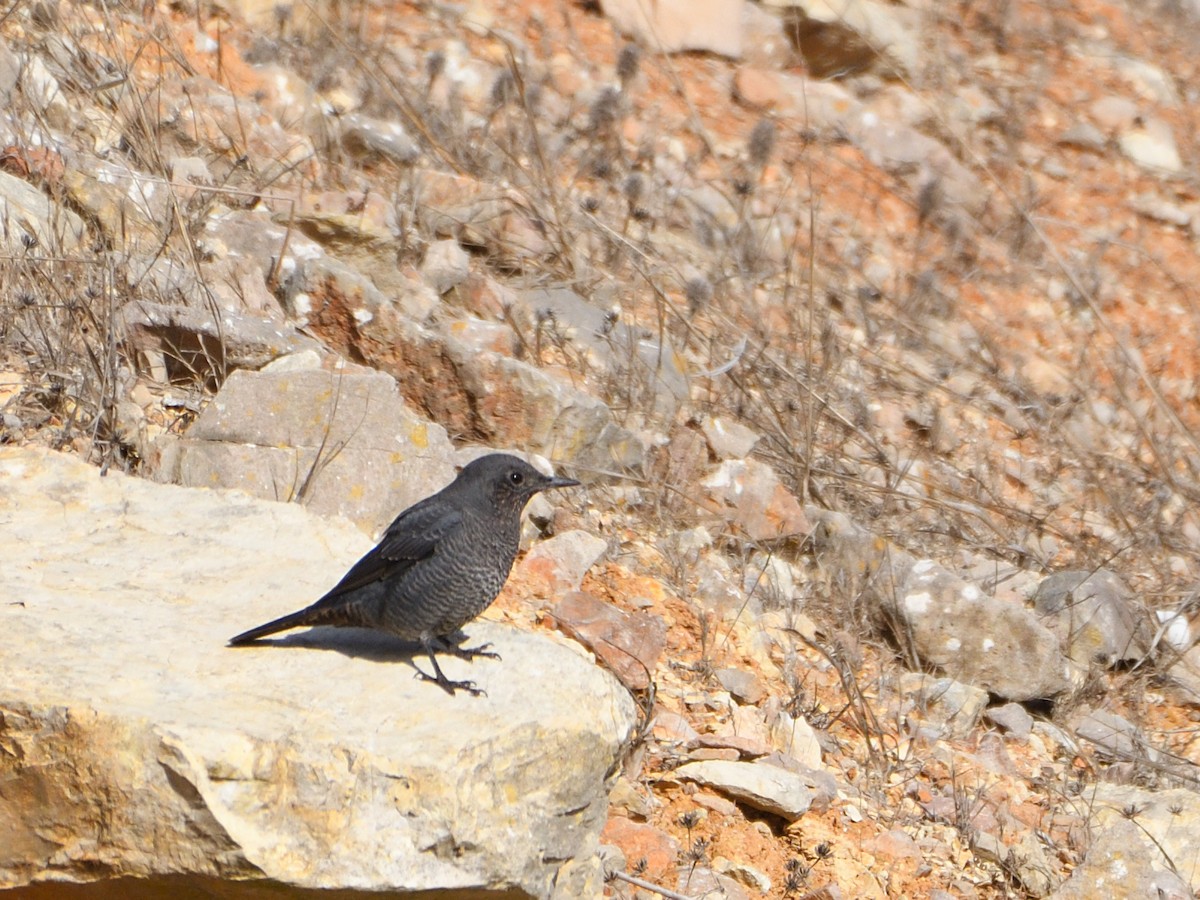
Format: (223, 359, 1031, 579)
(340, 113, 420, 165)
(695, 732, 771, 759)
(700, 415, 761, 460)
(601, 816, 679, 877)
(609, 776, 654, 819)
(521, 532, 608, 593)
(677, 866, 751, 900)
(897, 672, 989, 740)
(1089, 95, 1138, 130)
(1058, 121, 1107, 152)
(260, 349, 323, 373)
(421, 239, 471, 295)
(714, 857, 772, 893)
(863, 828, 920, 859)
(715, 667, 766, 705)
(1118, 118, 1183, 172)
(599, 0, 746, 58)
(692, 791, 738, 816)
(1070, 708, 1157, 763)
(985, 702, 1033, 739)
(689, 747, 741, 761)
(700, 458, 810, 542)
(653, 708, 701, 745)
(674, 760, 815, 821)
(551, 591, 666, 691)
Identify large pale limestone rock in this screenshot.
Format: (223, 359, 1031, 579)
(0, 447, 636, 898)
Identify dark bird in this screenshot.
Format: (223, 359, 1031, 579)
(229, 453, 579, 696)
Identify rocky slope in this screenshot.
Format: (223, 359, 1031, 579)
(2, 0, 1200, 897)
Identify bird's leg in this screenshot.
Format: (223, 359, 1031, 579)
(438, 631, 502, 662)
(415, 637, 486, 697)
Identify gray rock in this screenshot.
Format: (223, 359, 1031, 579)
(172, 367, 456, 534)
(897, 673, 989, 740)
(514, 288, 690, 420)
(1069, 707, 1159, 764)
(741, 1, 793, 68)
(1058, 121, 1107, 152)
(1129, 193, 1193, 228)
(522, 530, 609, 592)
(339, 112, 421, 165)
(1111, 55, 1181, 107)
(679, 866, 752, 900)
(1089, 95, 1139, 130)
(1033, 569, 1150, 669)
(0, 446, 636, 897)
(411, 168, 526, 250)
(1164, 642, 1200, 704)
(700, 458, 810, 542)
(60, 155, 164, 247)
(985, 702, 1034, 739)
(17, 52, 70, 127)
(599, 0, 746, 58)
(1051, 818, 1192, 900)
(0, 38, 19, 103)
(715, 667, 766, 705)
(551, 591, 666, 692)
(140, 74, 317, 187)
(766, 0, 920, 78)
(810, 510, 1072, 701)
(294, 282, 647, 472)
(119, 300, 321, 384)
(894, 561, 1072, 700)
(0, 170, 85, 253)
(421, 238, 471, 295)
(714, 857, 771, 893)
(1118, 117, 1183, 172)
(674, 760, 815, 821)
(168, 154, 214, 186)
(701, 415, 761, 460)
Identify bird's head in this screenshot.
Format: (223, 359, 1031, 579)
(459, 453, 579, 511)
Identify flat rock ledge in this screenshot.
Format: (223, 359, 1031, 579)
(0, 447, 636, 899)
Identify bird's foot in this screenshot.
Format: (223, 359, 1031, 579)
(414, 667, 486, 697)
(449, 641, 501, 662)
(435, 634, 502, 662)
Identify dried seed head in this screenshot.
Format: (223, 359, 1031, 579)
(685, 276, 713, 314)
(425, 50, 446, 83)
(589, 156, 613, 180)
(622, 172, 644, 204)
(748, 117, 777, 168)
(491, 69, 518, 109)
(616, 43, 641, 87)
(588, 85, 622, 134)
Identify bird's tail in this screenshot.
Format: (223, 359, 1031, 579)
(228, 609, 317, 646)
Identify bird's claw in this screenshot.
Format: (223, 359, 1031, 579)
(451, 641, 501, 662)
(414, 668, 486, 697)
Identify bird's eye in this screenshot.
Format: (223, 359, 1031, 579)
(509, 471, 524, 485)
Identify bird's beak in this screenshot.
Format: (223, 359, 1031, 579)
(546, 475, 580, 490)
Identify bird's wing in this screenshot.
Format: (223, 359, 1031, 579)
(311, 500, 463, 605)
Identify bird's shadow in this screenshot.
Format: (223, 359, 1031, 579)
(248, 627, 426, 669)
